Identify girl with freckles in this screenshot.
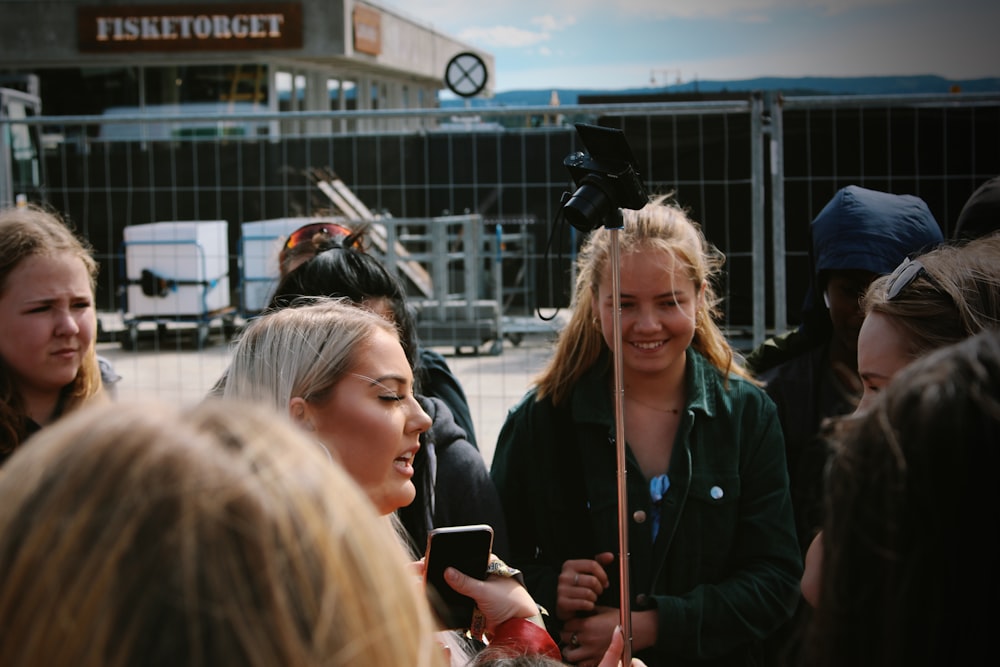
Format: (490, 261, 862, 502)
(0, 204, 106, 461)
(491, 195, 802, 666)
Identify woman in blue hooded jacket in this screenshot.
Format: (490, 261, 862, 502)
(745, 185, 944, 554)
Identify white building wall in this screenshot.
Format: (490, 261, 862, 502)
(0, 0, 494, 116)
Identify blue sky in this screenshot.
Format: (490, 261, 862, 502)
(376, 0, 1000, 93)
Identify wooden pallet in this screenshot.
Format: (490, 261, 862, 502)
(310, 167, 433, 298)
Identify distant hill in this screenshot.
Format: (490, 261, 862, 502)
(442, 75, 1000, 107)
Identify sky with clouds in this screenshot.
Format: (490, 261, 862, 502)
(375, 0, 1000, 93)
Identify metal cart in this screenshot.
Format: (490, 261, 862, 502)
(119, 220, 236, 350)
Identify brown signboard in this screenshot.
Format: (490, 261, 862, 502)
(78, 2, 303, 53)
(352, 5, 381, 56)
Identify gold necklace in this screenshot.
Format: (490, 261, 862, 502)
(624, 395, 681, 415)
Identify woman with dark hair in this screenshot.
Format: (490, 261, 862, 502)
(275, 222, 478, 449)
(798, 232, 1000, 626)
(802, 329, 1000, 667)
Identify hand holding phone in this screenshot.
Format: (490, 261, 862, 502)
(423, 524, 494, 630)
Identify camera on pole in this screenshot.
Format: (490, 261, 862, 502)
(562, 123, 648, 231)
(557, 123, 649, 664)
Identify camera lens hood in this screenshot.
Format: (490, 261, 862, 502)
(563, 174, 616, 231)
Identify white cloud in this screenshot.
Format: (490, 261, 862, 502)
(530, 15, 577, 31)
(455, 13, 576, 50)
(376, 0, 1000, 90)
(458, 25, 550, 48)
(378, 0, 948, 24)
(666, 6, 1000, 81)
(555, 0, 909, 20)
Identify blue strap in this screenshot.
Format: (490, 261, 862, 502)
(649, 473, 671, 541)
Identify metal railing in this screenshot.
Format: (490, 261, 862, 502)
(4, 92, 999, 352)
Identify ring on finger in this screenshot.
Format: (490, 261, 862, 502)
(570, 632, 580, 648)
(573, 573, 579, 586)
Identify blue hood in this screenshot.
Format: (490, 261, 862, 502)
(798, 185, 944, 336)
(811, 185, 943, 278)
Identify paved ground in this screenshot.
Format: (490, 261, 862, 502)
(97, 318, 561, 468)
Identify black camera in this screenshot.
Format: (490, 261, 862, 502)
(562, 123, 648, 231)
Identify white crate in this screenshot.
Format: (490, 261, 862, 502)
(124, 220, 230, 317)
(239, 216, 346, 313)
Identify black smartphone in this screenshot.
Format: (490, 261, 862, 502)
(424, 524, 494, 630)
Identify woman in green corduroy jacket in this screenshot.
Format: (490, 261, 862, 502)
(491, 195, 802, 667)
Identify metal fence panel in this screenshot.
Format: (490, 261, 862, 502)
(7, 101, 766, 338)
(6, 94, 999, 452)
(771, 92, 1000, 330)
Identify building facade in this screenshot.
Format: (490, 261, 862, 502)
(0, 0, 494, 133)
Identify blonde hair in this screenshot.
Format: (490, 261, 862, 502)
(222, 297, 397, 412)
(0, 204, 103, 451)
(0, 399, 446, 667)
(536, 194, 752, 405)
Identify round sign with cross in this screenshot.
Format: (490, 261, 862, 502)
(444, 52, 488, 98)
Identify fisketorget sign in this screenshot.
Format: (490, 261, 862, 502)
(78, 3, 303, 52)
(97, 14, 284, 41)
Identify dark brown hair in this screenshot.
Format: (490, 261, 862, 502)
(806, 329, 1000, 667)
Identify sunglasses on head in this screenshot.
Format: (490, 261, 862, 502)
(884, 257, 931, 301)
(283, 222, 357, 250)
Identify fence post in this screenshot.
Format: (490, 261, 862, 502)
(493, 221, 505, 347)
(750, 92, 767, 347)
(768, 92, 788, 335)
